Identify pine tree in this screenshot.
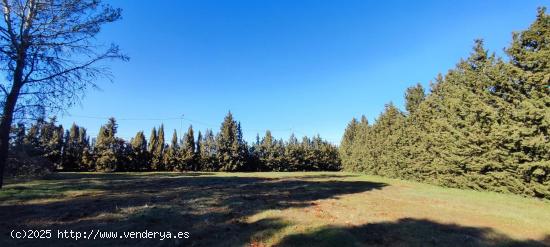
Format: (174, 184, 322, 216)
(180, 125, 196, 171)
(164, 129, 180, 171)
(63, 123, 83, 171)
(151, 124, 166, 171)
(349, 115, 371, 172)
(339, 8, 550, 199)
(248, 133, 262, 171)
(130, 131, 148, 171)
(148, 127, 158, 154)
(39, 117, 64, 168)
(340, 118, 358, 171)
(404, 83, 426, 114)
(95, 118, 119, 172)
(284, 133, 302, 171)
(258, 130, 285, 171)
(195, 131, 202, 171)
(502, 7, 550, 198)
(216, 112, 247, 171)
(77, 128, 91, 171)
(199, 129, 218, 171)
(148, 126, 159, 170)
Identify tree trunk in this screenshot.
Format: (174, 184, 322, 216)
(0, 55, 24, 188)
(0, 81, 22, 188)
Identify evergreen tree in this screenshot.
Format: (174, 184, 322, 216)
(164, 129, 180, 171)
(195, 131, 202, 171)
(39, 117, 64, 167)
(284, 134, 303, 171)
(180, 125, 196, 171)
(95, 118, 119, 172)
(63, 123, 83, 171)
(404, 83, 426, 114)
(259, 130, 284, 171)
(259, 130, 273, 170)
(216, 112, 247, 171)
(77, 128, 91, 171)
(349, 115, 372, 172)
(199, 129, 218, 171)
(503, 7, 550, 197)
(130, 131, 148, 171)
(340, 118, 358, 171)
(340, 8, 550, 199)
(148, 126, 159, 171)
(369, 103, 406, 177)
(151, 124, 166, 170)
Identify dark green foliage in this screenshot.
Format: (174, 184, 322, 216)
(339, 118, 358, 171)
(38, 117, 65, 167)
(404, 83, 426, 114)
(151, 124, 165, 171)
(179, 125, 196, 171)
(130, 131, 149, 171)
(95, 118, 120, 172)
(284, 134, 303, 171)
(216, 112, 248, 171)
(249, 132, 340, 172)
(62, 123, 89, 171)
(199, 129, 218, 171)
(10, 111, 339, 174)
(163, 130, 179, 171)
(341, 8, 550, 199)
(195, 131, 202, 171)
(257, 131, 284, 171)
(7, 121, 54, 177)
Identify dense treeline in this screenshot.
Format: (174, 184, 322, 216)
(8, 112, 340, 174)
(341, 8, 550, 199)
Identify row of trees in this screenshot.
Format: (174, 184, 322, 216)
(340, 8, 550, 199)
(9, 112, 340, 173)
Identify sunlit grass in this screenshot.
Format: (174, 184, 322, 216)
(1, 172, 549, 246)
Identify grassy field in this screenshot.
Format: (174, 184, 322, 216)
(0, 172, 549, 246)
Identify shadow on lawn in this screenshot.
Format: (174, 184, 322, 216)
(2, 173, 548, 247)
(0, 173, 386, 246)
(276, 217, 550, 247)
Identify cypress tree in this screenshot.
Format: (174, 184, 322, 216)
(340, 118, 358, 171)
(195, 131, 202, 171)
(130, 131, 148, 171)
(216, 112, 247, 171)
(199, 129, 218, 171)
(95, 118, 118, 172)
(339, 8, 550, 199)
(284, 133, 302, 171)
(63, 123, 82, 171)
(259, 130, 279, 171)
(179, 126, 196, 171)
(152, 124, 166, 171)
(404, 83, 426, 114)
(502, 7, 550, 198)
(38, 117, 64, 168)
(148, 126, 159, 170)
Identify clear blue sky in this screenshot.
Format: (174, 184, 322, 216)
(57, 0, 547, 144)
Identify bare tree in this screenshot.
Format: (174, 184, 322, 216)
(0, 0, 128, 187)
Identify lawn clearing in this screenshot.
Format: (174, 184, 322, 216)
(1, 172, 549, 246)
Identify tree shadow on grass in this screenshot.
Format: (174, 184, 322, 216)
(276, 218, 550, 247)
(0, 173, 386, 246)
(5, 174, 547, 246)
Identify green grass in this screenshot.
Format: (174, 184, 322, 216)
(1, 172, 549, 246)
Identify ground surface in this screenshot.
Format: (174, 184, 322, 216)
(0, 172, 549, 247)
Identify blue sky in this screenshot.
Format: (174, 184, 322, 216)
(57, 0, 547, 144)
